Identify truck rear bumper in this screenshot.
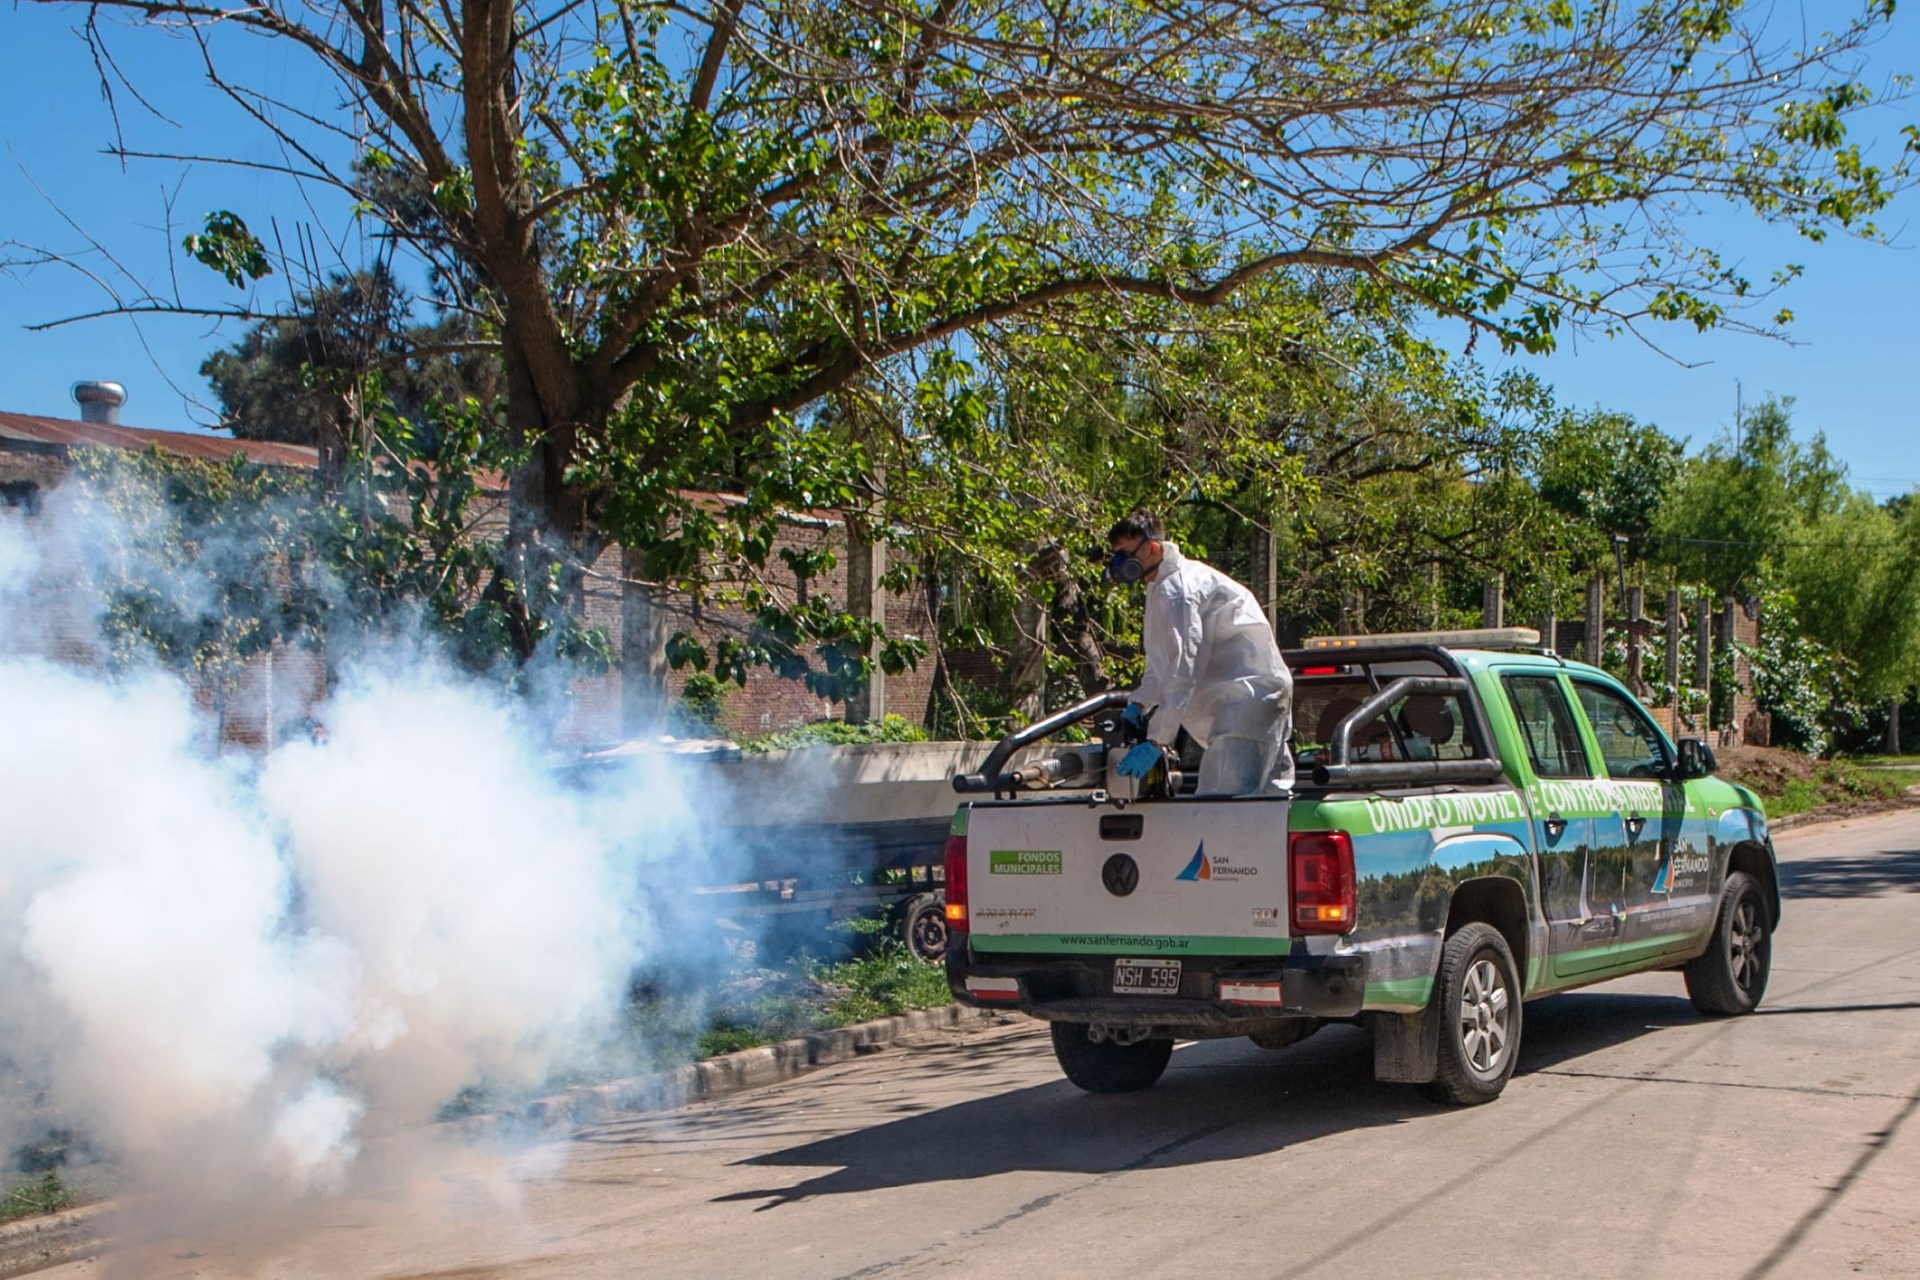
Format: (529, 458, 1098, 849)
(948, 948, 1366, 1031)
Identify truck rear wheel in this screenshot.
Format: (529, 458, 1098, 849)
(1420, 923, 1522, 1106)
(1050, 1022, 1174, 1093)
(1684, 871, 1771, 1016)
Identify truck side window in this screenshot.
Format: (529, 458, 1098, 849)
(1501, 676, 1590, 779)
(1572, 681, 1672, 779)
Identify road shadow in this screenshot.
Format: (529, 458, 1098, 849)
(705, 1027, 1410, 1207)
(1778, 846, 1920, 898)
(649, 988, 1721, 1207)
(1516, 990, 1700, 1071)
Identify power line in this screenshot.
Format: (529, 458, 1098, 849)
(1634, 532, 1903, 551)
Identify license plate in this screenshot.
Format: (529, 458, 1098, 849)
(1113, 957, 1182, 995)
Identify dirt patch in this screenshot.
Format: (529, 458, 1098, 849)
(1716, 745, 1820, 797)
(1716, 745, 1920, 826)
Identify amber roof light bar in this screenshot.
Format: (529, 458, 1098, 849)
(1302, 627, 1542, 652)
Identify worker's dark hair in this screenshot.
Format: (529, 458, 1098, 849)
(1107, 508, 1165, 543)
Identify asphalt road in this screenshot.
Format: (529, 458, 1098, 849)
(41, 808, 1920, 1280)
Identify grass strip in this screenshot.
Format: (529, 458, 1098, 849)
(1, 1171, 72, 1223)
(1755, 762, 1920, 818)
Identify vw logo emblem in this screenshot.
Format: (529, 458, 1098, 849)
(1102, 853, 1139, 897)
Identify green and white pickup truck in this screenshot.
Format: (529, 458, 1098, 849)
(945, 629, 1779, 1104)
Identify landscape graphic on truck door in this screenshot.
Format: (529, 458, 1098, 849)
(1498, 671, 1622, 979)
(1570, 678, 1709, 965)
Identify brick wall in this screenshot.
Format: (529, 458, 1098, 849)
(563, 511, 937, 746)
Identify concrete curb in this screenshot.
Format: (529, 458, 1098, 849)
(484, 1002, 999, 1134)
(0, 1002, 1001, 1278)
(0, 1204, 105, 1280)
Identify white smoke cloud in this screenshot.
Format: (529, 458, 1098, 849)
(256, 666, 656, 1123)
(0, 494, 746, 1212)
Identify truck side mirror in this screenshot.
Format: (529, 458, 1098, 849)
(1675, 737, 1717, 780)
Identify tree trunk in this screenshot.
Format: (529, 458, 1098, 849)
(844, 524, 887, 724)
(621, 545, 670, 736)
(1888, 699, 1903, 756)
(1006, 592, 1048, 722)
(498, 324, 593, 661)
(1032, 544, 1107, 697)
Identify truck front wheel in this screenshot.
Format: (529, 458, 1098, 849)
(1421, 923, 1522, 1106)
(1684, 871, 1771, 1016)
(1050, 1023, 1174, 1093)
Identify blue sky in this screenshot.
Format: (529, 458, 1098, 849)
(2, 5, 1916, 498)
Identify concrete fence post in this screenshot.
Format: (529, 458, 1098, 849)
(1695, 595, 1713, 723)
(1665, 589, 1682, 735)
(1482, 573, 1505, 629)
(1584, 577, 1605, 665)
(1625, 586, 1645, 696)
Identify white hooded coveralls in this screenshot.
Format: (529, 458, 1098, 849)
(1131, 542, 1294, 796)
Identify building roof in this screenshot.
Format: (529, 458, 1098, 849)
(0, 410, 321, 469)
(0, 410, 851, 518)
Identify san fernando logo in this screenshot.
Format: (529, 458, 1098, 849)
(1176, 842, 1211, 881)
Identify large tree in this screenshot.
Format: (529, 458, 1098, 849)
(25, 0, 1913, 663)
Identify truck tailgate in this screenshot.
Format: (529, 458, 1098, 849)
(964, 799, 1291, 955)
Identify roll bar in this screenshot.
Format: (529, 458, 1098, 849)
(952, 691, 1131, 794)
(1312, 675, 1507, 788)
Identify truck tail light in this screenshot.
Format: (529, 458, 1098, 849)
(943, 834, 970, 939)
(1288, 830, 1356, 934)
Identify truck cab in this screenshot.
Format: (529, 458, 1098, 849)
(945, 629, 1779, 1103)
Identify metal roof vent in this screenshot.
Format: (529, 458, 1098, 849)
(72, 381, 128, 426)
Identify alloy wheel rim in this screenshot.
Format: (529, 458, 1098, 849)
(1729, 898, 1763, 992)
(1457, 957, 1511, 1075)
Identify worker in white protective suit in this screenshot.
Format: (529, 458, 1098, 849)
(1106, 509, 1294, 796)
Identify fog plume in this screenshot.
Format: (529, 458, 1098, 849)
(0, 490, 730, 1211)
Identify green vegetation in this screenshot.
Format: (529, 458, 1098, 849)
(680, 945, 953, 1059)
(628, 915, 952, 1065)
(807, 943, 955, 1028)
(671, 672, 734, 737)
(742, 716, 929, 754)
(1720, 755, 1920, 820)
(1, 1171, 73, 1223)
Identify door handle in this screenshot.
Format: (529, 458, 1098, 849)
(1625, 813, 1647, 841)
(1543, 813, 1568, 839)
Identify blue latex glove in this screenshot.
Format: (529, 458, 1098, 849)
(1122, 702, 1149, 733)
(1115, 741, 1166, 779)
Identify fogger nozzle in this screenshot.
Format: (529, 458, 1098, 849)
(1010, 745, 1104, 789)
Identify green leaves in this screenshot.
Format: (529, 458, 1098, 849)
(181, 211, 270, 289)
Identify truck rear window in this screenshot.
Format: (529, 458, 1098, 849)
(1294, 678, 1483, 769)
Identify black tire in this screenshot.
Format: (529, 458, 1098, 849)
(900, 893, 950, 964)
(1050, 1022, 1174, 1093)
(1420, 923, 1523, 1106)
(1684, 871, 1772, 1016)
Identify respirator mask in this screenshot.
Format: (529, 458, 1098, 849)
(1106, 543, 1149, 585)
